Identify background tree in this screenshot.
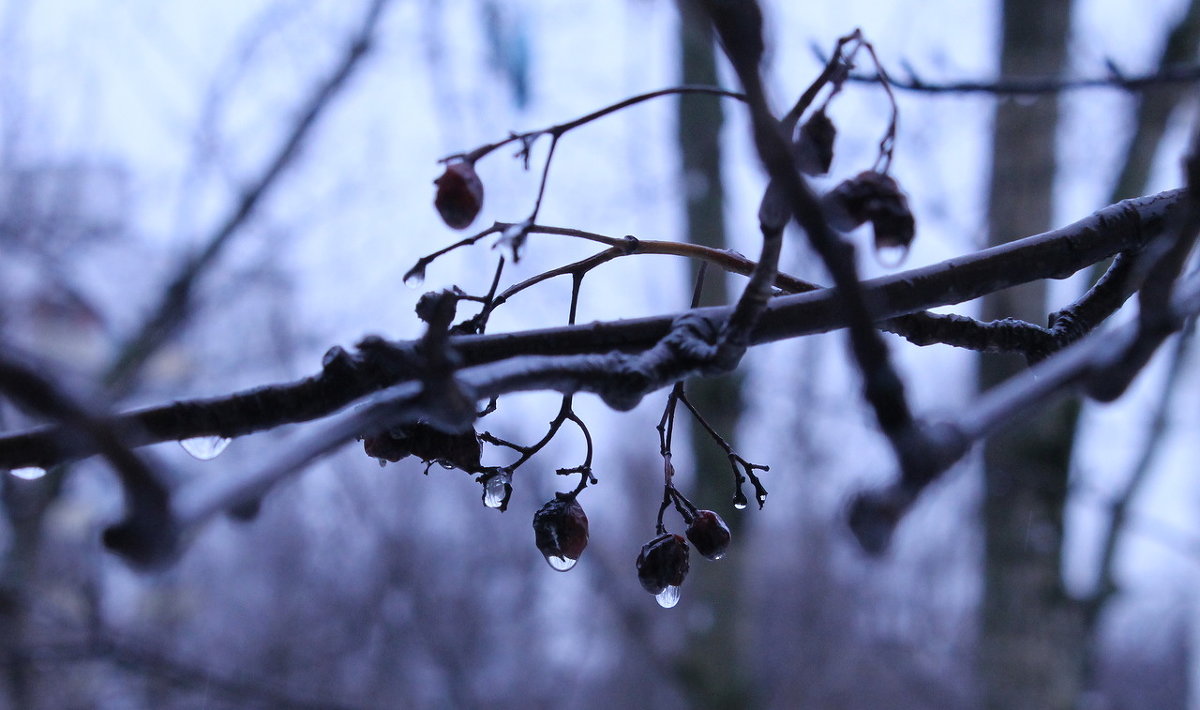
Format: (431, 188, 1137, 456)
(674, 3, 753, 707)
(978, 1, 1080, 708)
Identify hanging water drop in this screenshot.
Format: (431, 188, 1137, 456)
(545, 555, 578, 572)
(483, 473, 509, 509)
(732, 490, 749, 510)
(403, 266, 426, 289)
(755, 491, 768, 509)
(179, 436, 231, 461)
(655, 585, 681, 609)
(875, 244, 909, 268)
(9, 466, 47, 480)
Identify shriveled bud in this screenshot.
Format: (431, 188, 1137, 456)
(362, 421, 481, 472)
(635, 533, 690, 595)
(794, 109, 836, 176)
(822, 170, 916, 255)
(532, 493, 589, 571)
(686, 510, 731, 561)
(362, 433, 411, 463)
(434, 161, 484, 230)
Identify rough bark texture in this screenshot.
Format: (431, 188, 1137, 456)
(674, 4, 751, 708)
(978, 1, 1083, 708)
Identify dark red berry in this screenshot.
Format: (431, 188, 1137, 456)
(686, 510, 731, 561)
(635, 533, 690, 594)
(434, 161, 484, 230)
(532, 494, 589, 571)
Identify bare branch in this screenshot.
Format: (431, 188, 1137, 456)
(104, 0, 394, 394)
(0, 349, 174, 567)
(0, 189, 1183, 472)
(850, 61, 1200, 96)
(849, 184, 1200, 553)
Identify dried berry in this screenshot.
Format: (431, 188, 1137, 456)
(822, 170, 915, 253)
(434, 161, 484, 230)
(532, 493, 589, 571)
(415, 289, 458, 324)
(635, 533, 690, 595)
(794, 109, 836, 176)
(362, 433, 412, 463)
(686, 510, 731, 561)
(362, 421, 482, 472)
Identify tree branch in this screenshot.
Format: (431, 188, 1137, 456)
(104, 0, 394, 394)
(0, 188, 1183, 472)
(849, 184, 1200, 554)
(850, 61, 1200, 95)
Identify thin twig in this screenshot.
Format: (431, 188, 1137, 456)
(847, 62, 1200, 96)
(445, 86, 746, 166)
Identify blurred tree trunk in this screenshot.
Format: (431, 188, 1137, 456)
(978, 1, 1081, 709)
(1078, 0, 1200, 697)
(673, 4, 752, 709)
(1108, 0, 1200, 204)
(0, 475, 61, 710)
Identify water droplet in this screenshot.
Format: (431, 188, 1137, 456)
(755, 492, 768, 509)
(545, 555, 577, 572)
(377, 458, 388, 468)
(733, 491, 749, 510)
(655, 585, 681, 609)
(483, 473, 509, 509)
(437, 460, 455, 470)
(179, 436, 231, 461)
(876, 244, 909, 268)
(9, 466, 47, 480)
(403, 266, 426, 288)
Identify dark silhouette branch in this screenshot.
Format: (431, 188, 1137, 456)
(104, 0, 394, 394)
(0, 188, 1183, 472)
(0, 349, 173, 567)
(701, 2, 922, 484)
(1108, 0, 1200, 202)
(849, 61, 1200, 95)
(849, 181, 1200, 553)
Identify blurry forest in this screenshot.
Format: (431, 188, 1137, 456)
(1, 1, 1200, 709)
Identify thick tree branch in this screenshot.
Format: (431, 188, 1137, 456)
(849, 182, 1200, 553)
(0, 189, 1182, 472)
